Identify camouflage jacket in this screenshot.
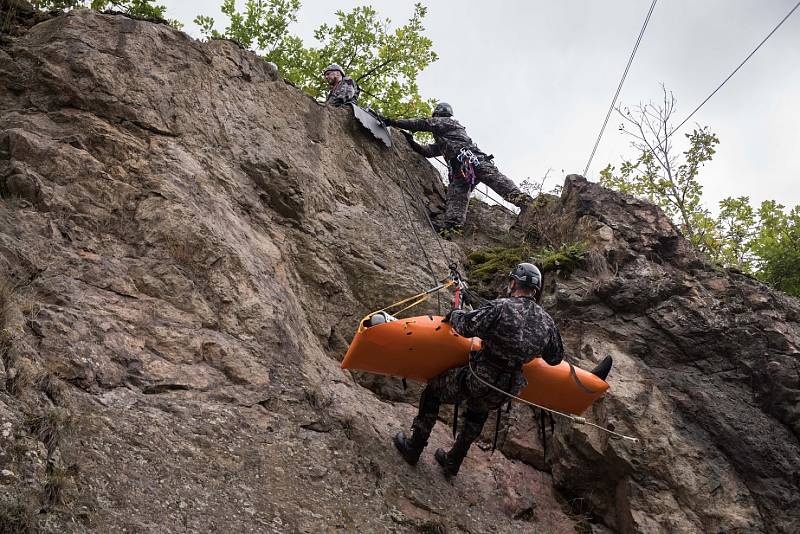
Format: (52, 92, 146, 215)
(389, 116, 482, 161)
(325, 77, 359, 106)
(450, 296, 564, 378)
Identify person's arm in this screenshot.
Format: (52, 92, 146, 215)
(342, 79, 357, 104)
(385, 117, 438, 133)
(449, 301, 502, 339)
(541, 329, 564, 366)
(402, 131, 442, 158)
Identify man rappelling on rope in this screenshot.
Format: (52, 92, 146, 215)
(378, 103, 533, 238)
(394, 262, 564, 477)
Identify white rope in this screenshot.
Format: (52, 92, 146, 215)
(468, 361, 640, 444)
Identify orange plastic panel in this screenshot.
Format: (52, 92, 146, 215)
(520, 359, 608, 415)
(341, 315, 476, 382)
(342, 315, 609, 415)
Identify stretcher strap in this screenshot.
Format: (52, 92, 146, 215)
(568, 361, 603, 395)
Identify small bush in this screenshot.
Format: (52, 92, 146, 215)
(466, 241, 588, 298)
(26, 407, 74, 457)
(534, 242, 587, 276)
(44, 462, 75, 507)
(0, 494, 35, 534)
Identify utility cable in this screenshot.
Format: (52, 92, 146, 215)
(582, 0, 658, 177)
(664, 0, 800, 142)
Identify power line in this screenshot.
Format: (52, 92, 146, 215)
(582, 0, 658, 177)
(664, 0, 800, 142)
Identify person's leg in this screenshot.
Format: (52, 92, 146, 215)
(433, 368, 521, 477)
(442, 177, 471, 233)
(475, 162, 531, 207)
(395, 367, 466, 465)
(435, 403, 490, 477)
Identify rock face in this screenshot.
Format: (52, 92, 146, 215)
(0, 8, 798, 534)
(511, 176, 800, 533)
(0, 9, 571, 533)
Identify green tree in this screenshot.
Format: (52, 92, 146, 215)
(195, 1, 438, 117)
(31, 0, 182, 28)
(714, 196, 756, 270)
(751, 201, 800, 296)
(600, 87, 799, 297)
(599, 88, 720, 252)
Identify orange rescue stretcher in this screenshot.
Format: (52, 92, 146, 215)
(341, 314, 609, 416)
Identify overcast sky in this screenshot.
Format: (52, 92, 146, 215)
(161, 0, 800, 212)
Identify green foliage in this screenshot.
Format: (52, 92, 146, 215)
(466, 242, 587, 297)
(195, 0, 301, 66)
(711, 196, 756, 269)
(195, 1, 437, 117)
(602, 87, 798, 298)
(534, 242, 588, 275)
(468, 245, 532, 283)
(599, 88, 720, 250)
(751, 201, 800, 296)
(32, 0, 183, 29)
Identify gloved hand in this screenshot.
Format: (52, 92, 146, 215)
(461, 288, 483, 308)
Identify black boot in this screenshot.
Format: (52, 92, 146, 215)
(435, 407, 486, 478)
(590, 355, 613, 381)
(394, 431, 426, 466)
(434, 443, 469, 478)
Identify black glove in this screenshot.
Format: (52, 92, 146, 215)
(442, 309, 454, 323)
(460, 287, 485, 308)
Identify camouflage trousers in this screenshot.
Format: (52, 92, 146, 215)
(411, 362, 525, 451)
(444, 161, 523, 229)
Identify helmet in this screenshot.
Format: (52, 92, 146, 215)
(432, 102, 453, 117)
(508, 263, 542, 291)
(323, 63, 345, 76)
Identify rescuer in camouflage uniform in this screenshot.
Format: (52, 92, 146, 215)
(382, 102, 532, 236)
(394, 263, 564, 477)
(323, 64, 359, 107)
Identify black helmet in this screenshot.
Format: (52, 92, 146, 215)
(432, 102, 453, 117)
(323, 63, 345, 76)
(508, 262, 542, 291)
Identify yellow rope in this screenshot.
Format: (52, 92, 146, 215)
(468, 361, 640, 444)
(357, 279, 455, 332)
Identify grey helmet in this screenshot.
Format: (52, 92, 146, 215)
(508, 262, 542, 291)
(323, 63, 345, 76)
(432, 102, 453, 117)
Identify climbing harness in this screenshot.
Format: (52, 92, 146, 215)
(454, 147, 481, 188)
(539, 408, 555, 461)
